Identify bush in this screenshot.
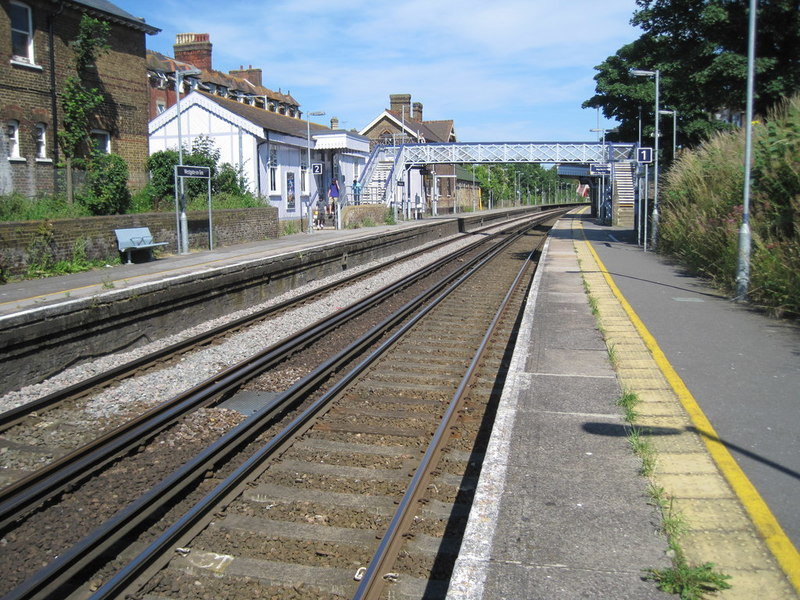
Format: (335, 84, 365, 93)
(659, 93, 800, 315)
(77, 153, 131, 215)
(0, 193, 91, 221)
(145, 149, 179, 209)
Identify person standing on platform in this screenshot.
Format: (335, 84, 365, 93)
(316, 194, 327, 229)
(352, 179, 362, 205)
(328, 178, 340, 218)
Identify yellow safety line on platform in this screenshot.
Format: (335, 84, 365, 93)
(575, 211, 800, 591)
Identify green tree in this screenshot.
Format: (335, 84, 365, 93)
(143, 137, 255, 210)
(59, 15, 110, 202)
(584, 0, 800, 149)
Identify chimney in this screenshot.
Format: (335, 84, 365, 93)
(174, 33, 212, 71)
(413, 102, 423, 121)
(229, 64, 263, 87)
(389, 93, 411, 118)
(330, 116, 339, 129)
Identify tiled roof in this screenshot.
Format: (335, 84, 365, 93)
(146, 51, 298, 106)
(384, 111, 440, 142)
(61, 0, 160, 34)
(423, 120, 455, 142)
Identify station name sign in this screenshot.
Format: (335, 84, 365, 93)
(589, 164, 611, 176)
(176, 165, 211, 178)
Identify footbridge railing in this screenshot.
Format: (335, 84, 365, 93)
(369, 141, 636, 205)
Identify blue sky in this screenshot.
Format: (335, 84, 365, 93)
(121, 0, 641, 142)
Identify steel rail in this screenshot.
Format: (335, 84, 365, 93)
(0, 212, 541, 433)
(0, 219, 529, 531)
(3, 215, 553, 600)
(353, 227, 542, 600)
(85, 215, 539, 600)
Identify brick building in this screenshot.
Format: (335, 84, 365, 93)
(147, 33, 300, 122)
(0, 0, 158, 196)
(360, 94, 459, 211)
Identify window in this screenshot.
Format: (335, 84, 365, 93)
(34, 123, 47, 159)
(6, 120, 21, 159)
(10, 1, 34, 64)
(269, 147, 278, 193)
(300, 164, 307, 193)
(90, 129, 110, 154)
(156, 100, 166, 114)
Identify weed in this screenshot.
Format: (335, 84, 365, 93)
(616, 389, 639, 422)
(627, 426, 656, 476)
(607, 342, 619, 368)
(281, 220, 300, 236)
(645, 549, 732, 599)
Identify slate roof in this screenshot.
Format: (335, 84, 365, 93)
(197, 92, 330, 138)
(59, 0, 160, 34)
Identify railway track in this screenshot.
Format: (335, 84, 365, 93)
(0, 212, 560, 599)
(0, 214, 546, 500)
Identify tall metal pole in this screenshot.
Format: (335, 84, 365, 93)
(306, 111, 325, 233)
(651, 69, 660, 249)
(736, 0, 757, 300)
(175, 68, 199, 254)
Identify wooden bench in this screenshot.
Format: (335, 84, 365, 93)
(114, 227, 168, 264)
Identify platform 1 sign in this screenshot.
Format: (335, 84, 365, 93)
(637, 147, 653, 163)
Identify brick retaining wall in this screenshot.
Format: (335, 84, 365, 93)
(0, 206, 278, 276)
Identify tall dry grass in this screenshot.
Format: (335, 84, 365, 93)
(659, 95, 800, 316)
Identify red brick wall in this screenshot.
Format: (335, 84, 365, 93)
(0, 0, 152, 194)
(0, 206, 279, 276)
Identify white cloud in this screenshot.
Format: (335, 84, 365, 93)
(125, 0, 638, 140)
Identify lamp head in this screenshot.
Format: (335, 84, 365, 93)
(631, 69, 656, 77)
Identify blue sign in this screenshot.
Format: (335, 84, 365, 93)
(637, 147, 653, 163)
(312, 163, 323, 175)
(590, 164, 611, 176)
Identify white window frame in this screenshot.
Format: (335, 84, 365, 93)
(9, 1, 37, 67)
(34, 122, 49, 160)
(90, 129, 111, 154)
(268, 147, 279, 194)
(156, 100, 166, 114)
(6, 120, 22, 160)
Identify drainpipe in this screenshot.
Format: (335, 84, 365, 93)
(47, 1, 65, 194)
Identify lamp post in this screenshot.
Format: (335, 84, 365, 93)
(515, 171, 522, 206)
(175, 67, 201, 255)
(631, 68, 660, 249)
(659, 109, 677, 162)
(306, 110, 325, 233)
(736, 0, 757, 300)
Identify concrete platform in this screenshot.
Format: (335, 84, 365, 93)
(446, 210, 799, 599)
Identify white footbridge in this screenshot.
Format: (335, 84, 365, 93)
(359, 141, 638, 225)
